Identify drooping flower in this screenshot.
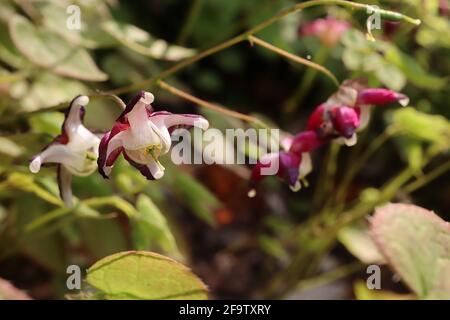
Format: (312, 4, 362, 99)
(98, 91, 209, 180)
(29, 95, 101, 206)
(307, 103, 361, 146)
(248, 130, 325, 197)
(306, 80, 409, 145)
(300, 17, 351, 47)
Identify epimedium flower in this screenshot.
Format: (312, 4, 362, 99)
(306, 103, 361, 146)
(98, 91, 209, 180)
(29, 95, 101, 206)
(300, 17, 351, 47)
(248, 130, 325, 197)
(307, 80, 409, 146)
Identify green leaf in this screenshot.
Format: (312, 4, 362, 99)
(7, 172, 64, 207)
(86, 251, 208, 300)
(132, 195, 180, 258)
(38, 2, 115, 49)
(29, 111, 65, 135)
(338, 223, 384, 264)
(20, 73, 88, 111)
(166, 167, 220, 226)
(78, 219, 128, 260)
(83, 196, 137, 218)
(385, 47, 447, 90)
(390, 107, 450, 147)
(9, 15, 107, 81)
(102, 21, 196, 61)
(0, 23, 30, 68)
(0, 137, 23, 157)
(371, 203, 450, 299)
(375, 63, 406, 91)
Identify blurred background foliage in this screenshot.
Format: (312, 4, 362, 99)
(0, 0, 449, 299)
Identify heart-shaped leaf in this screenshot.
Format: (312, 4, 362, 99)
(86, 251, 208, 300)
(9, 15, 107, 81)
(371, 203, 450, 299)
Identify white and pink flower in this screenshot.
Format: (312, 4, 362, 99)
(29, 95, 101, 206)
(98, 91, 209, 180)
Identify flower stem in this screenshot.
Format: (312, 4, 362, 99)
(107, 0, 420, 96)
(403, 158, 450, 194)
(156, 80, 268, 128)
(247, 35, 339, 87)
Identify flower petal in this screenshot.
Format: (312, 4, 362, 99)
(306, 104, 327, 131)
(330, 106, 360, 139)
(97, 127, 127, 179)
(57, 165, 73, 207)
(123, 151, 165, 180)
(300, 17, 350, 47)
(356, 105, 372, 130)
(117, 90, 154, 121)
(298, 152, 312, 179)
(289, 130, 325, 155)
(150, 112, 209, 131)
(249, 152, 302, 195)
(63, 95, 100, 150)
(29, 143, 86, 174)
(357, 88, 409, 106)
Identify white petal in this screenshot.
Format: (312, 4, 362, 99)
(58, 165, 73, 207)
(65, 95, 101, 151)
(289, 180, 302, 192)
(357, 105, 372, 131)
(30, 144, 85, 173)
(344, 133, 358, 146)
(126, 103, 161, 149)
(399, 96, 409, 107)
(65, 95, 89, 135)
(147, 158, 165, 180)
(152, 114, 209, 131)
(299, 152, 312, 179)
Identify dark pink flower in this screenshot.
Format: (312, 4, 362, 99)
(306, 104, 360, 146)
(248, 130, 323, 196)
(300, 17, 350, 47)
(306, 81, 409, 145)
(98, 91, 209, 180)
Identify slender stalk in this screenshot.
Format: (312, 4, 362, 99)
(107, 0, 420, 96)
(294, 261, 364, 292)
(334, 128, 395, 209)
(312, 142, 340, 213)
(403, 158, 450, 194)
(248, 35, 339, 87)
(157, 80, 268, 128)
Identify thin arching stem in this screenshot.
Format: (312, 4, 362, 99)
(107, 0, 420, 96)
(248, 35, 340, 87)
(156, 80, 268, 128)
